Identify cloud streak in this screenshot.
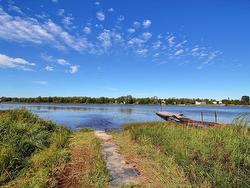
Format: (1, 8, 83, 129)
(96, 11, 105, 21)
(0, 4, 221, 70)
(0, 8, 92, 52)
(0, 53, 35, 71)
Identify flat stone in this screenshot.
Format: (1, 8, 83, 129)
(94, 131, 139, 187)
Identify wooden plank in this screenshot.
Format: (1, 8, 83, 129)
(156, 111, 184, 119)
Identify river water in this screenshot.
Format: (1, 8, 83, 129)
(0, 103, 249, 130)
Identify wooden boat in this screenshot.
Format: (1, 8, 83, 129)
(156, 111, 222, 127)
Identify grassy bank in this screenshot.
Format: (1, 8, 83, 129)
(0, 109, 109, 187)
(112, 121, 250, 187)
(0, 109, 71, 187)
(1, 109, 249, 187)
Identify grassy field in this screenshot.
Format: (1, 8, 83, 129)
(0, 109, 109, 188)
(112, 121, 250, 187)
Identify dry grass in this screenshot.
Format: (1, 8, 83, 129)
(111, 131, 191, 187)
(54, 129, 109, 188)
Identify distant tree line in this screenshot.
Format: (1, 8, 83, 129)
(0, 95, 249, 105)
(222, 96, 250, 105)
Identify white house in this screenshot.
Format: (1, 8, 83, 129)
(195, 101, 206, 105)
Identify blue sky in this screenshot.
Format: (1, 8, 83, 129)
(0, 0, 249, 99)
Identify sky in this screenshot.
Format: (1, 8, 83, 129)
(0, 0, 249, 99)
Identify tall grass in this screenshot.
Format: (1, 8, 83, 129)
(0, 109, 71, 187)
(124, 121, 250, 187)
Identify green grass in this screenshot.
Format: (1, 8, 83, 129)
(0, 109, 71, 187)
(122, 121, 250, 187)
(0, 109, 109, 187)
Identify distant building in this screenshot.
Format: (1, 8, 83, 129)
(161, 100, 166, 105)
(195, 101, 206, 105)
(212, 101, 223, 105)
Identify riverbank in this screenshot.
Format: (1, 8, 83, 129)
(0, 109, 249, 187)
(0, 109, 109, 187)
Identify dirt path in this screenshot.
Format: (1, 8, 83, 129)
(54, 131, 109, 188)
(94, 131, 139, 187)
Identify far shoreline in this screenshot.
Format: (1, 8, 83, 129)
(1, 101, 250, 107)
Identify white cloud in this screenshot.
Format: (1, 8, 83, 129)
(202, 51, 221, 65)
(0, 8, 92, 52)
(191, 47, 199, 52)
(83, 26, 91, 34)
(128, 37, 145, 46)
(142, 32, 152, 40)
(153, 53, 160, 58)
(32, 81, 48, 85)
(128, 28, 135, 34)
(62, 15, 74, 29)
(57, 59, 70, 65)
(45, 66, 54, 71)
(35, 12, 49, 19)
(51, 0, 58, 3)
(174, 49, 184, 56)
(167, 34, 175, 47)
(108, 8, 114, 12)
(96, 11, 105, 21)
(112, 31, 123, 42)
(142, 20, 151, 28)
(117, 15, 125, 22)
(0, 53, 35, 71)
(97, 29, 112, 49)
(8, 3, 24, 15)
(41, 53, 54, 62)
(41, 53, 70, 66)
(0, 7, 221, 68)
(136, 49, 148, 56)
(157, 34, 163, 39)
(152, 41, 162, 49)
(175, 40, 187, 48)
(133, 21, 140, 28)
(69, 65, 79, 74)
(95, 1, 100, 5)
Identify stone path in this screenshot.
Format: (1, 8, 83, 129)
(94, 131, 139, 187)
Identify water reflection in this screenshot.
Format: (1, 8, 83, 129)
(119, 108, 133, 115)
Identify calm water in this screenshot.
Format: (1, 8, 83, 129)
(0, 103, 250, 130)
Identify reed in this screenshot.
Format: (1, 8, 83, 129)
(123, 120, 250, 187)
